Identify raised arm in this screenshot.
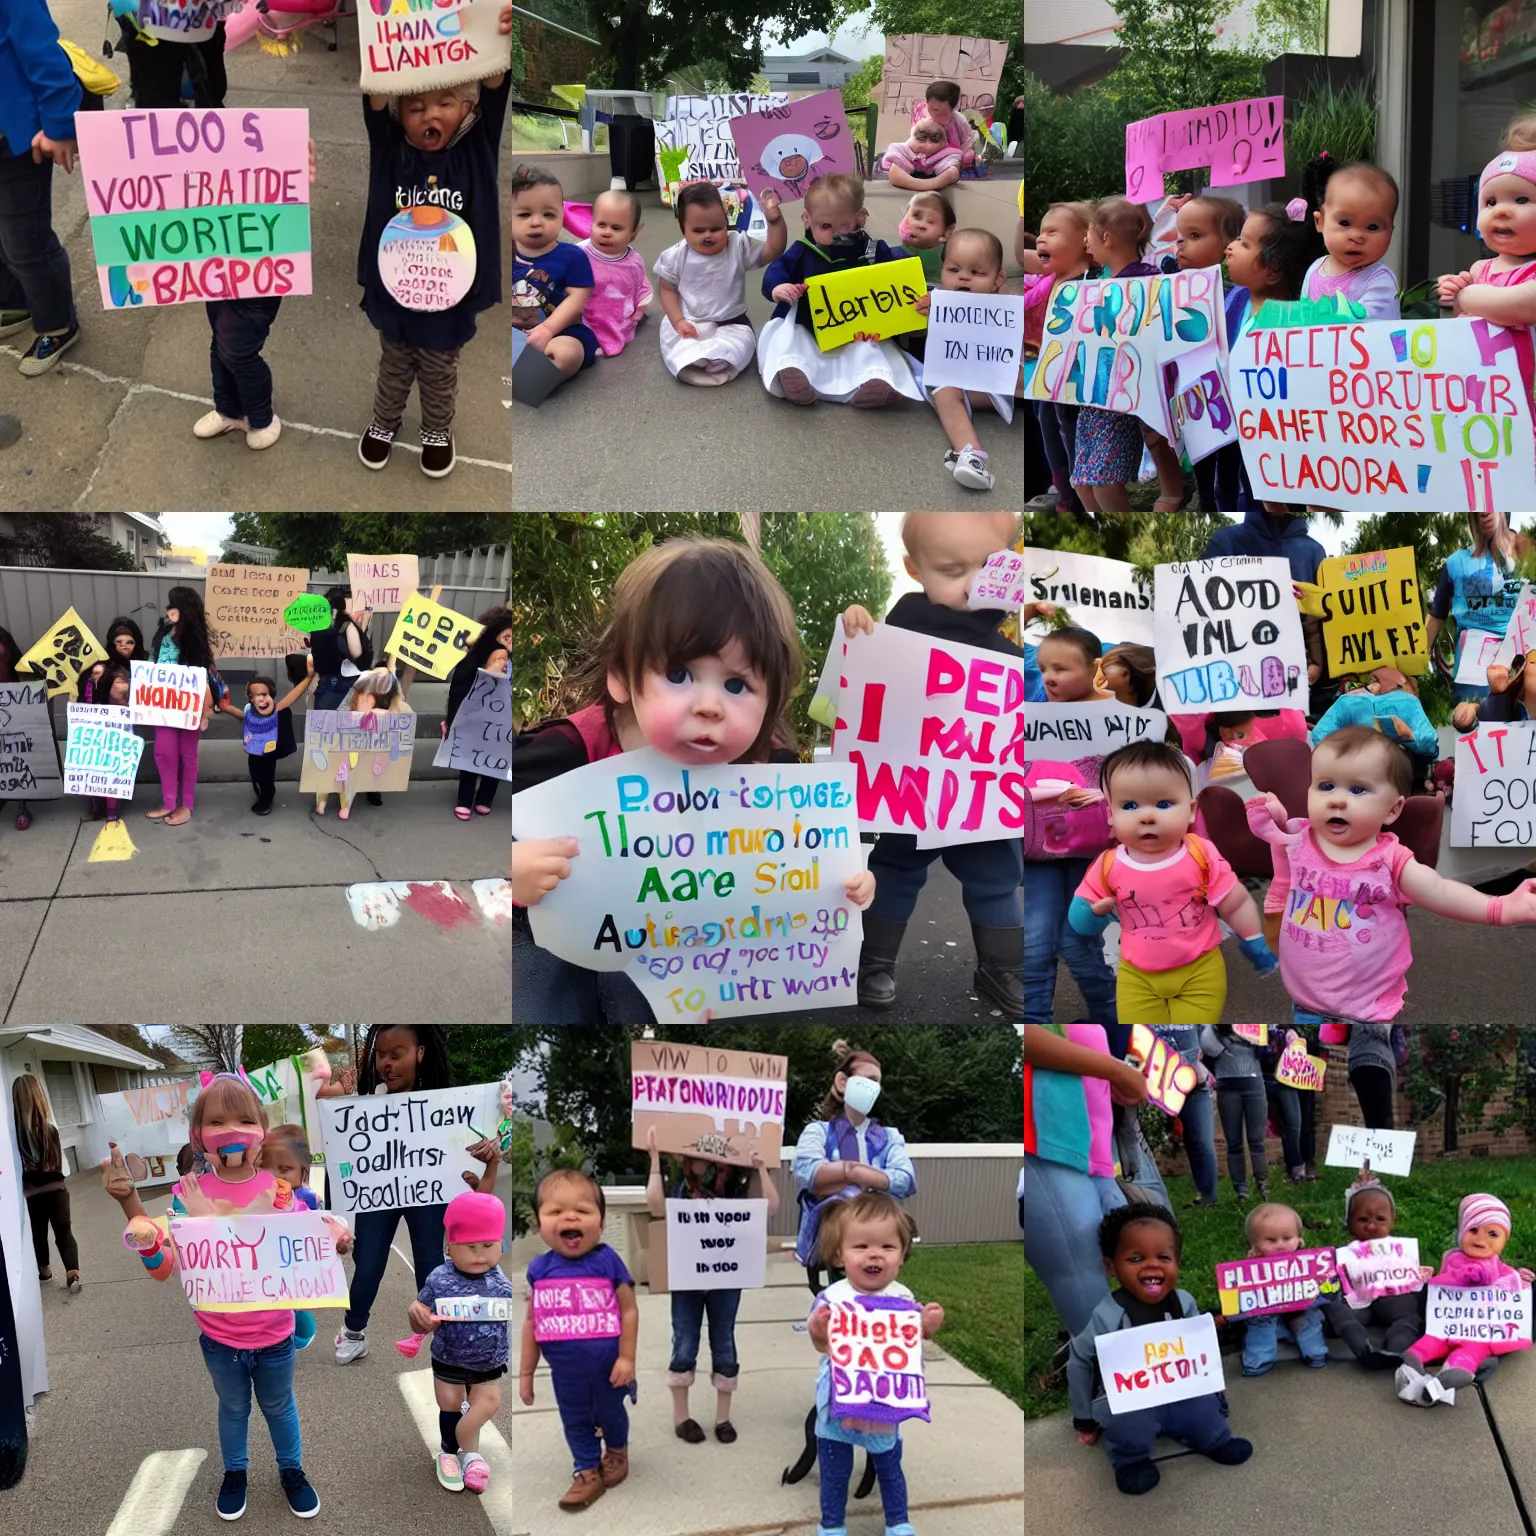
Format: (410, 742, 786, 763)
(1399, 861, 1536, 924)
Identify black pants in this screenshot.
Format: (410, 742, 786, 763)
(1195, 442, 1245, 512)
(0, 147, 77, 334)
(456, 771, 499, 811)
(208, 297, 282, 428)
(248, 752, 277, 810)
(27, 1188, 78, 1273)
(1322, 1290, 1423, 1360)
(1265, 1077, 1316, 1171)
(1349, 1065, 1396, 1129)
(123, 23, 228, 109)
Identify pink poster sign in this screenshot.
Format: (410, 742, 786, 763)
(1215, 1248, 1339, 1318)
(531, 1276, 621, 1342)
(1124, 95, 1285, 201)
(74, 107, 311, 309)
(728, 89, 855, 203)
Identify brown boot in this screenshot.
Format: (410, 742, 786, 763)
(599, 1447, 629, 1487)
(558, 1468, 605, 1510)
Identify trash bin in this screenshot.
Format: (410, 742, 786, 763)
(607, 114, 656, 190)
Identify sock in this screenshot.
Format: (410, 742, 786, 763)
(439, 1411, 462, 1455)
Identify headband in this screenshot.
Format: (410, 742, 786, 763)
(1482, 150, 1536, 192)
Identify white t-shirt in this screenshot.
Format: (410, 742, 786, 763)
(142, 0, 219, 42)
(653, 231, 766, 324)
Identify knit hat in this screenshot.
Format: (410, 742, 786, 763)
(1482, 150, 1536, 191)
(1345, 1176, 1395, 1224)
(1459, 1193, 1512, 1241)
(444, 1191, 506, 1246)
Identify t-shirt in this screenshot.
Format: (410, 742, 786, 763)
(1430, 549, 1523, 642)
(511, 240, 594, 334)
(1309, 690, 1438, 758)
(1075, 839, 1238, 972)
(577, 242, 653, 355)
(243, 705, 280, 756)
(653, 231, 766, 324)
(1023, 1024, 1117, 1177)
(525, 1244, 632, 1369)
(1301, 256, 1400, 320)
(418, 1260, 513, 1372)
(183, 1168, 296, 1350)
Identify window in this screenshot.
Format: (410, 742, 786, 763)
(43, 1061, 83, 1129)
(788, 71, 820, 83)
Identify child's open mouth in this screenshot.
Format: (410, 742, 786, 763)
(559, 1228, 584, 1252)
(862, 1264, 885, 1279)
(1326, 816, 1350, 836)
(1139, 1275, 1166, 1296)
(686, 739, 720, 754)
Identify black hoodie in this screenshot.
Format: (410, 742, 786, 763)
(883, 591, 1022, 658)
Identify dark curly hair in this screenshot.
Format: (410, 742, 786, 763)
(1098, 1202, 1183, 1260)
(674, 180, 726, 228)
(1246, 202, 1327, 301)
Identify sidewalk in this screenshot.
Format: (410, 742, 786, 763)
(511, 1253, 1024, 1536)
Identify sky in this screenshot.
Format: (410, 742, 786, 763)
(159, 512, 234, 552)
(776, 10, 884, 60)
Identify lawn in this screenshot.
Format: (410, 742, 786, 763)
(1024, 1154, 1536, 1420)
(903, 1242, 1025, 1409)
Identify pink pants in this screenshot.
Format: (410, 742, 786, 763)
(1412, 1334, 1529, 1373)
(153, 726, 199, 811)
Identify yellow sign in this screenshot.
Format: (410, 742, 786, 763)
(88, 819, 137, 862)
(1305, 546, 1428, 676)
(804, 256, 927, 351)
(17, 607, 107, 698)
(384, 594, 478, 680)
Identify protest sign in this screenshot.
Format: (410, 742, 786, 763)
(1020, 548, 1153, 644)
(299, 708, 416, 797)
(1275, 1038, 1326, 1091)
(1097, 1313, 1223, 1415)
(137, 0, 246, 29)
(1455, 581, 1536, 685)
(1452, 722, 1536, 847)
(965, 549, 1024, 610)
(170, 1211, 348, 1312)
(922, 290, 1024, 394)
(129, 661, 207, 730)
(97, 1080, 196, 1185)
(517, 748, 864, 1021)
(1250, 294, 1366, 329)
(247, 1053, 327, 1159)
(1162, 339, 1239, 464)
(805, 257, 927, 351)
(1126, 1025, 1197, 1116)
(0, 683, 63, 800)
(665, 1198, 768, 1292)
(1304, 547, 1427, 676)
(320, 1082, 497, 1215)
(877, 33, 1008, 145)
(1426, 1284, 1533, 1343)
(1233, 1023, 1268, 1044)
(432, 668, 511, 780)
(653, 93, 785, 190)
(808, 616, 848, 729)
(1335, 1238, 1424, 1305)
(1325, 1124, 1416, 1178)
(384, 593, 477, 679)
(205, 563, 310, 657)
(64, 704, 144, 799)
(1215, 1249, 1339, 1317)
(1125, 95, 1285, 201)
(531, 1272, 622, 1343)
(827, 1291, 929, 1425)
(283, 594, 332, 633)
(1230, 317, 1536, 510)
(728, 90, 854, 202)
(631, 1039, 787, 1168)
(347, 553, 420, 613)
(1152, 557, 1306, 713)
(16, 608, 107, 698)
(357, 0, 513, 92)
(435, 1296, 511, 1321)
(1026, 269, 1227, 439)
(75, 107, 310, 309)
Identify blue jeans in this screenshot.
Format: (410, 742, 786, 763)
(1022, 1152, 1127, 1353)
(1266, 1078, 1314, 1173)
(0, 146, 77, 334)
(1023, 858, 1118, 1024)
(549, 1344, 629, 1471)
(314, 677, 351, 711)
(1181, 1084, 1219, 1201)
(199, 1333, 302, 1471)
(207, 297, 283, 429)
(1214, 1077, 1268, 1190)
(1094, 1390, 1232, 1469)
(818, 1435, 907, 1527)
(512, 910, 656, 1024)
(867, 833, 1023, 927)
(343, 1203, 447, 1332)
(1242, 1301, 1327, 1373)
(669, 1287, 741, 1378)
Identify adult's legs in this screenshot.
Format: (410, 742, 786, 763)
(1237, 1077, 1269, 1186)
(1180, 1084, 1219, 1202)
(342, 1207, 403, 1332)
(175, 727, 200, 813)
(26, 1195, 50, 1270)
(1269, 1079, 1303, 1173)
(938, 838, 1024, 927)
(0, 151, 76, 336)
(41, 1188, 78, 1271)
(152, 728, 183, 812)
(667, 1289, 706, 1423)
(1216, 1082, 1250, 1189)
(1021, 1152, 1127, 1341)
(400, 1203, 451, 1290)
(865, 833, 940, 923)
(1350, 1065, 1396, 1129)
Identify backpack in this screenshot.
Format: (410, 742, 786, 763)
(1094, 834, 1213, 904)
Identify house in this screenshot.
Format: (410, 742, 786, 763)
(763, 46, 860, 89)
(92, 512, 169, 566)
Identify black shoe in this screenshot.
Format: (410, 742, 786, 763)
(365, 791, 383, 806)
(420, 428, 455, 477)
(217, 1470, 248, 1521)
(252, 802, 273, 816)
(971, 923, 1023, 1018)
(856, 915, 907, 1009)
(714, 1421, 737, 1444)
(1115, 1460, 1160, 1495)
(1206, 1436, 1254, 1466)
(279, 1467, 320, 1518)
(676, 1418, 706, 1443)
(358, 420, 393, 468)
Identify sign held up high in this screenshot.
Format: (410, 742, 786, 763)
(16, 608, 107, 699)
(631, 1039, 788, 1168)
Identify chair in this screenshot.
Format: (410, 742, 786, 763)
(1391, 795, 1444, 868)
(1198, 785, 1274, 879)
(1243, 738, 1314, 821)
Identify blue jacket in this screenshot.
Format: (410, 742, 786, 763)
(0, 0, 81, 157)
(1203, 507, 1325, 583)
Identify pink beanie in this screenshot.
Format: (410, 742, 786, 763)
(444, 1191, 506, 1246)
(1459, 1193, 1512, 1240)
(1481, 150, 1536, 192)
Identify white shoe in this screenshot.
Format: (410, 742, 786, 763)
(1395, 1363, 1430, 1404)
(946, 444, 995, 491)
(1424, 1374, 1456, 1406)
(194, 410, 247, 439)
(334, 1328, 368, 1364)
(246, 416, 282, 450)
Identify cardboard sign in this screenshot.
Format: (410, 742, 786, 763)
(805, 256, 927, 351)
(384, 593, 478, 680)
(432, 668, 511, 780)
(1231, 317, 1536, 510)
(299, 708, 416, 796)
(921, 290, 1024, 394)
(16, 607, 107, 698)
(665, 1198, 768, 1292)
(630, 1039, 787, 1168)
(347, 553, 420, 613)
(827, 1291, 930, 1425)
(517, 749, 864, 1021)
(1233, 1022, 1268, 1044)
(1021, 548, 1153, 644)
(1325, 1124, 1416, 1178)
(1455, 581, 1536, 685)
(64, 703, 144, 799)
(1152, 557, 1307, 714)
(1426, 1283, 1533, 1343)
(320, 1083, 497, 1215)
(205, 563, 310, 657)
(1215, 1248, 1339, 1317)
(1275, 1039, 1326, 1091)
(877, 33, 1008, 145)
(129, 660, 207, 730)
(1308, 548, 1427, 676)
(1125, 95, 1285, 201)
(0, 682, 63, 800)
(532, 1273, 622, 1342)
(728, 89, 854, 202)
(1451, 722, 1536, 847)
(1125, 1025, 1198, 1116)
(1097, 1313, 1224, 1414)
(653, 93, 786, 190)
(247, 1053, 327, 1160)
(170, 1211, 349, 1312)
(1336, 1238, 1424, 1304)
(831, 624, 1024, 847)
(1163, 338, 1239, 464)
(75, 107, 310, 309)
(283, 594, 333, 633)
(435, 1296, 511, 1321)
(357, 0, 513, 92)
(98, 1080, 196, 1186)
(965, 549, 1024, 610)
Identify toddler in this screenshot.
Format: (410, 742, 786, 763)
(577, 189, 653, 357)
(914, 79, 975, 168)
(520, 1170, 637, 1510)
(259, 1123, 321, 1350)
(654, 181, 786, 385)
(883, 117, 961, 192)
(509, 166, 597, 389)
(1027, 201, 1093, 514)
(897, 189, 955, 289)
(1068, 1204, 1252, 1496)
(1239, 1202, 1328, 1375)
(1325, 1173, 1431, 1370)
(1299, 152, 1400, 319)
(214, 657, 313, 816)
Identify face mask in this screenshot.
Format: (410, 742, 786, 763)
(843, 1075, 881, 1115)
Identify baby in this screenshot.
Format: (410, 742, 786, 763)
(883, 117, 962, 192)
(897, 188, 955, 289)
(577, 190, 653, 357)
(510, 167, 597, 388)
(1239, 1203, 1329, 1375)
(1325, 1172, 1432, 1370)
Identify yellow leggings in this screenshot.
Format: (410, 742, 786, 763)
(1116, 947, 1228, 1024)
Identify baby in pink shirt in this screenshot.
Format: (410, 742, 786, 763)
(1245, 725, 1536, 1023)
(577, 190, 653, 357)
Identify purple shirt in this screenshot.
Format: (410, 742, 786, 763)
(527, 1244, 632, 1367)
(417, 1261, 513, 1372)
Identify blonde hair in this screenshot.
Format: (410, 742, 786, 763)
(11, 1074, 59, 1172)
(262, 1123, 313, 1181)
(1503, 113, 1536, 151)
(344, 667, 402, 712)
(1244, 1201, 1303, 1248)
(805, 173, 864, 217)
(1090, 195, 1153, 255)
(901, 510, 1022, 562)
(187, 1076, 268, 1153)
(387, 80, 480, 119)
(1043, 200, 1094, 239)
(1469, 512, 1517, 566)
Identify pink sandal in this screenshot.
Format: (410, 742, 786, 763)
(462, 1454, 489, 1493)
(473, 805, 492, 815)
(454, 806, 472, 821)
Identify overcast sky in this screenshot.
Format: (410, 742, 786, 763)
(778, 10, 883, 59)
(160, 512, 234, 551)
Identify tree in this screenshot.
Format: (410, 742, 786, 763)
(168, 1022, 243, 1072)
(3, 514, 141, 572)
(443, 1026, 517, 1087)
(841, 54, 883, 110)
(1113, 0, 1267, 133)
(1404, 1028, 1527, 1153)
(240, 1026, 314, 1070)
(1254, 0, 1328, 54)
(226, 514, 512, 574)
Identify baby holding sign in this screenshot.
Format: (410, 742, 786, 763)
(1324, 1173, 1431, 1370)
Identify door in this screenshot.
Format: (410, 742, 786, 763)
(40, 1063, 83, 1175)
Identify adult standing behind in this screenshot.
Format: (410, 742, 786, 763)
(11, 1075, 80, 1293)
(444, 606, 511, 821)
(146, 587, 215, 826)
(1263, 1026, 1319, 1182)
(1334, 1023, 1398, 1130)
(0, 0, 81, 377)
(310, 587, 373, 709)
(1152, 1028, 1219, 1207)
(1437, 512, 1524, 727)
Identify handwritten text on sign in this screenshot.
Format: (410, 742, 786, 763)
(1325, 1123, 1416, 1178)
(1310, 547, 1427, 676)
(1124, 95, 1285, 201)
(805, 257, 926, 351)
(1023, 701, 1169, 762)
(1426, 1284, 1533, 1343)
(384, 593, 477, 680)
(1452, 722, 1536, 848)
(205, 563, 310, 658)
(1128, 1024, 1197, 1116)
(17, 608, 106, 699)
(432, 668, 511, 780)
(827, 1292, 930, 1424)
(357, 0, 513, 93)
(631, 1040, 788, 1167)
(728, 89, 854, 203)
(878, 33, 1008, 141)
(1231, 318, 1536, 511)
(347, 552, 420, 613)
(1097, 1313, 1224, 1414)
(1336, 1238, 1424, 1304)
(0, 682, 63, 801)
(666, 1198, 768, 1291)
(98, 1080, 196, 1185)
(1163, 339, 1239, 466)
(1215, 1248, 1339, 1317)
(1455, 580, 1536, 685)
(1153, 557, 1306, 714)
(170, 1211, 348, 1312)
(65, 704, 144, 799)
(966, 548, 1024, 610)
(1275, 1039, 1326, 1091)
(1021, 547, 1153, 645)
(129, 660, 206, 731)
(923, 290, 1024, 395)
(532, 1275, 621, 1342)
(75, 108, 310, 309)
(300, 708, 416, 796)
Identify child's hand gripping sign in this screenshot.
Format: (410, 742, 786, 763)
(805, 256, 927, 350)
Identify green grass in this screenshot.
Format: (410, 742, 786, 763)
(1024, 1155, 1536, 1420)
(903, 1243, 1025, 1409)
(511, 112, 607, 153)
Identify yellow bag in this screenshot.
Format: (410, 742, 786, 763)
(60, 38, 121, 97)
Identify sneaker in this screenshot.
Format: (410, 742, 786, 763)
(334, 1328, 368, 1364)
(358, 421, 393, 469)
(194, 410, 247, 439)
(216, 1471, 248, 1521)
(850, 379, 898, 408)
(279, 1468, 320, 1518)
(558, 1468, 605, 1510)
(946, 444, 995, 490)
(777, 367, 816, 404)
(0, 309, 30, 340)
(1024, 486, 1060, 509)
(462, 1453, 489, 1493)
(18, 323, 79, 376)
(420, 428, 455, 477)
(599, 1447, 628, 1487)
(436, 1451, 464, 1491)
(66, 1272, 82, 1294)
(246, 416, 282, 450)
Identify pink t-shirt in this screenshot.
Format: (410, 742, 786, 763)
(1074, 838, 1238, 972)
(577, 241, 653, 356)
(183, 1168, 297, 1350)
(1244, 810, 1416, 1020)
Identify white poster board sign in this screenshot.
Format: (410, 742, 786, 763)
(1455, 582, 1536, 685)
(129, 661, 207, 731)
(1325, 1123, 1417, 1179)
(922, 290, 1024, 394)
(432, 668, 511, 780)
(1096, 1312, 1224, 1414)
(1021, 547, 1153, 645)
(170, 1210, 349, 1311)
(347, 553, 421, 613)
(1452, 723, 1536, 848)
(1426, 1283, 1533, 1343)
(97, 1080, 197, 1186)
(665, 1198, 768, 1291)
(1023, 700, 1170, 763)
(64, 703, 144, 799)
(0, 681, 63, 800)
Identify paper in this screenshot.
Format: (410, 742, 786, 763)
(347, 553, 420, 613)
(1452, 722, 1536, 847)
(170, 1211, 348, 1312)
(435, 1296, 511, 1321)
(665, 1198, 768, 1291)
(1020, 549, 1154, 644)
(1125, 95, 1285, 200)
(64, 703, 144, 799)
(432, 668, 511, 780)
(827, 1292, 930, 1424)
(922, 290, 1024, 394)
(1215, 1249, 1339, 1317)
(300, 708, 416, 796)
(1096, 1313, 1224, 1414)
(532, 1273, 622, 1342)
(1233, 1023, 1268, 1044)
(1455, 581, 1536, 685)
(805, 257, 927, 351)
(1335, 1238, 1423, 1304)
(728, 89, 854, 203)
(1309, 548, 1427, 676)
(205, 563, 310, 657)
(15, 607, 107, 698)
(1325, 1124, 1416, 1178)
(1275, 1038, 1326, 1090)
(357, 0, 513, 92)
(98, 1080, 197, 1185)
(0, 683, 63, 800)
(877, 33, 1008, 146)
(653, 93, 786, 190)
(631, 1039, 787, 1168)
(129, 660, 206, 730)
(964, 549, 1025, 610)
(384, 593, 478, 679)
(1127, 1025, 1196, 1116)
(1163, 337, 1239, 464)
(282, 595, 333, 633)
(1426, 1283, 1532, 1343)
